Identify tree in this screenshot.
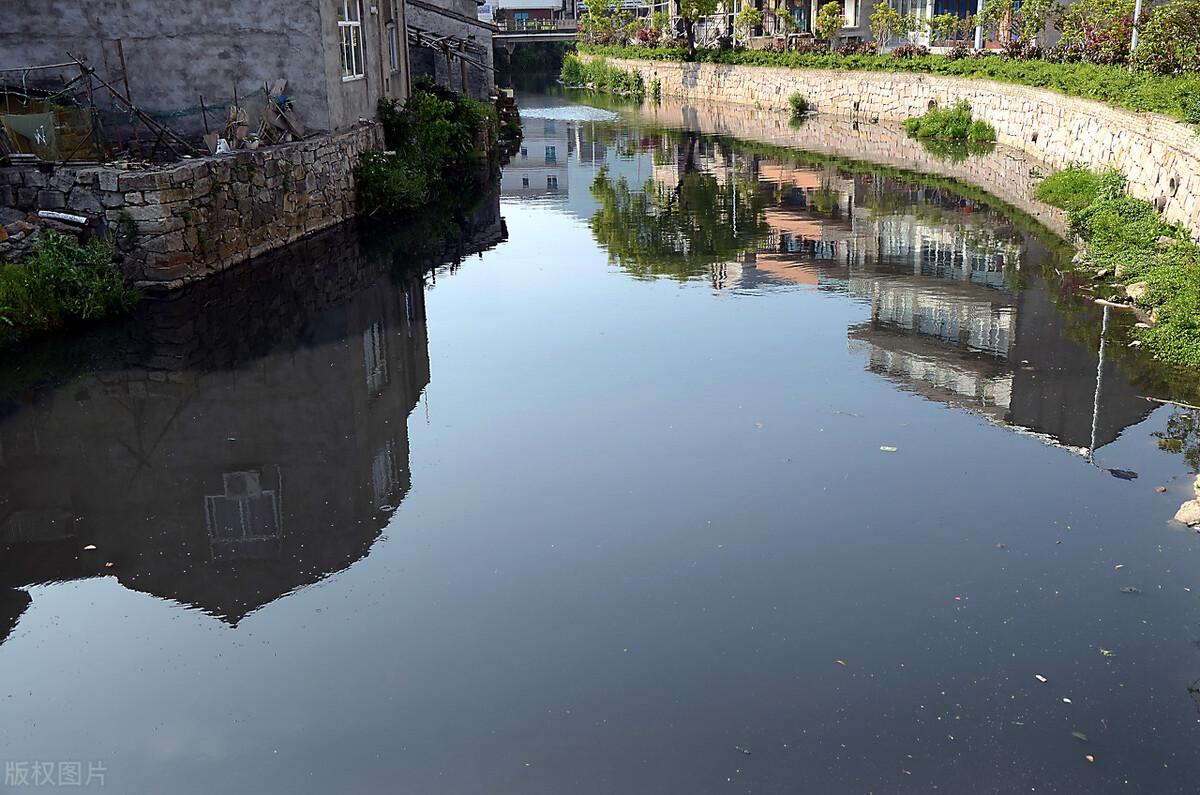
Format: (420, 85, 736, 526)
(735, 4, 765, 42)
(775, 7, 795, 34)
(679, 0, 722, 57)
(815, 1, 846, 50)
(926, 11, 972, 43)
(869, 3, 919, 53)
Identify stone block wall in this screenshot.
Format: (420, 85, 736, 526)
(0, 122, 383, 287)
(588, 57, 1200, 236)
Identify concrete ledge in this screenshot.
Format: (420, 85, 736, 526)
(586, 56, 1200, 236)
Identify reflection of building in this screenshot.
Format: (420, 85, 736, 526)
(0, 193, 505, 632)
(501, 115, 569, 198)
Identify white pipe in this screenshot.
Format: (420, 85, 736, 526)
(1130, 0, 1143, 53)
(973, 0, 984, 49)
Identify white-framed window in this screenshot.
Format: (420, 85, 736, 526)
(387, 22, 400, 73)
(338, 0, 366, 81)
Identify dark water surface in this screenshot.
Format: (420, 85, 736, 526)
(1, 93, 1199, 794)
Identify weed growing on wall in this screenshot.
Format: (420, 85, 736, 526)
(1037, 166, 1200, 367)
(560, 54, 646, 98)
(0, 231, 139, 348)
(904, 100, 996, 143)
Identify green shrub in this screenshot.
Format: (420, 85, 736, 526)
(788, 92, 809, 116)
(1034, 165, 1109, 212)
(904, 100, 996, 142)
(560, 53, 585, 85)
(0, 231, 138, 348)
(560, 55, 645, 97)
(1131, 0, 1200, 75)
(1039, 164, 1200, 368)
(359, 83, 496, 216)
(576, 44, 1200, 123)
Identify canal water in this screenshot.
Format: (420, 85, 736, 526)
(1, 91, 1198, 794)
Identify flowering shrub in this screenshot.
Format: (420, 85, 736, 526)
(636, 25, 662, 45)
(836, 39, 875, 55)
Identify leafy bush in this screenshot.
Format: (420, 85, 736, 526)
(0, 231, 138, 348)
(560, 54, 645, 97)
(1131, 0, 1200, 75)
(1033, 164, 1109, 212)
(892, 44, 930, 59)
(735, 6, 764, 39)
(576, 44, 1200, 122)
(1037, 164, 1200, 367)
(869, 4, 919, 53)
(837, 40, 876, 56)
(788, 92, 809, 116)
(359, 83, 496, 215)
(904, 100, 996, 142)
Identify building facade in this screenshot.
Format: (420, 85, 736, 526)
(0, 0, 411, 137)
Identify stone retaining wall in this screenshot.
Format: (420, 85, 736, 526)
(0, 122, 383, 287)
(588, 56, 1200, 236)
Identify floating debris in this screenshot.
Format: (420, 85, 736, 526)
(835, 659, 847, 666)
(1062, 697, 1073, 704)
(1119, 586, 1142, 594)
(734, 746, 752, 756)
(1035, 674, 1048, 683)
(83, 544, 97, 551)
(1100, 649, 1116, 657)
(1114, 564, 1125, 570)
(879, 445, 898, 453)
(1156, 486, 1167, 493)
(1085, 754, 1096, 763)
(1071, 730, 1089, 742)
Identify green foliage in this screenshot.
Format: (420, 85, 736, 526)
(1033, 164, 1110, 212)
(0, 231, 138, 348)
(1041, 164, 1200, 368)
(788, 91, 809, 116)
(870, 4, 919, 53)
(926, 11, 973, 42)
(904, 100, 996, 143)
(815, 1, 845, 46)
(651, 10, 670, 31)
(359, 84, 496, 215)
(1057, 0, 1135, 45)
(1014, 0, 1058, 46)
(576, 44, 1200, 122)
(775, 7, 795, 32)
(735, 5, 764, 39)
(1131, 0, 1200, 75)
(560, 54, 645, 97)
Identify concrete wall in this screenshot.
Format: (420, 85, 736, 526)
(0, 0, 409, 137)
(318, 0, 413, 130)
(407, 0, 496, 100)
(0, 123, 385, 286)
(590, 56, 1200, 237)
(0, 0, 333, 134)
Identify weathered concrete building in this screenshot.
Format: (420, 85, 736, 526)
(0, 0, 412, 135)
(406, 0, 496, 100)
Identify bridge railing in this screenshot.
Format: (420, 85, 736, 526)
(494, 18, 579, 33)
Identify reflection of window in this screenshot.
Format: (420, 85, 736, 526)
(544, 120, 556, 135)
(547, 175, 558, 190)
(372, 440, 399, 507)
(520, 147, 528, 158)
(387, 22, 400, 73)
(363, 321, 389, 395)
(521, 177, 529, 187)
(205, 471, 282, 560)
(338, 0, 365, 80)
(544, 145, 556, 163)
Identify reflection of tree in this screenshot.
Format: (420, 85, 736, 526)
(1154, 410, 1200, 473)
(588, 136, 768, 282)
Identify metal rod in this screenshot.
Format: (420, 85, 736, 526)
(1130, 0, 1143, 53)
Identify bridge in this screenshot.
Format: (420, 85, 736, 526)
(493, 19, 578, 45)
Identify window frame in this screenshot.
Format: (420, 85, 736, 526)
(386, 21, 400, 74)
(338, 0, 366, 82)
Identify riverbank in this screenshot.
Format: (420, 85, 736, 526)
(575, 52, 1200, 240)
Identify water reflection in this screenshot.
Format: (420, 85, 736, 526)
(0, 194, 505, 633)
